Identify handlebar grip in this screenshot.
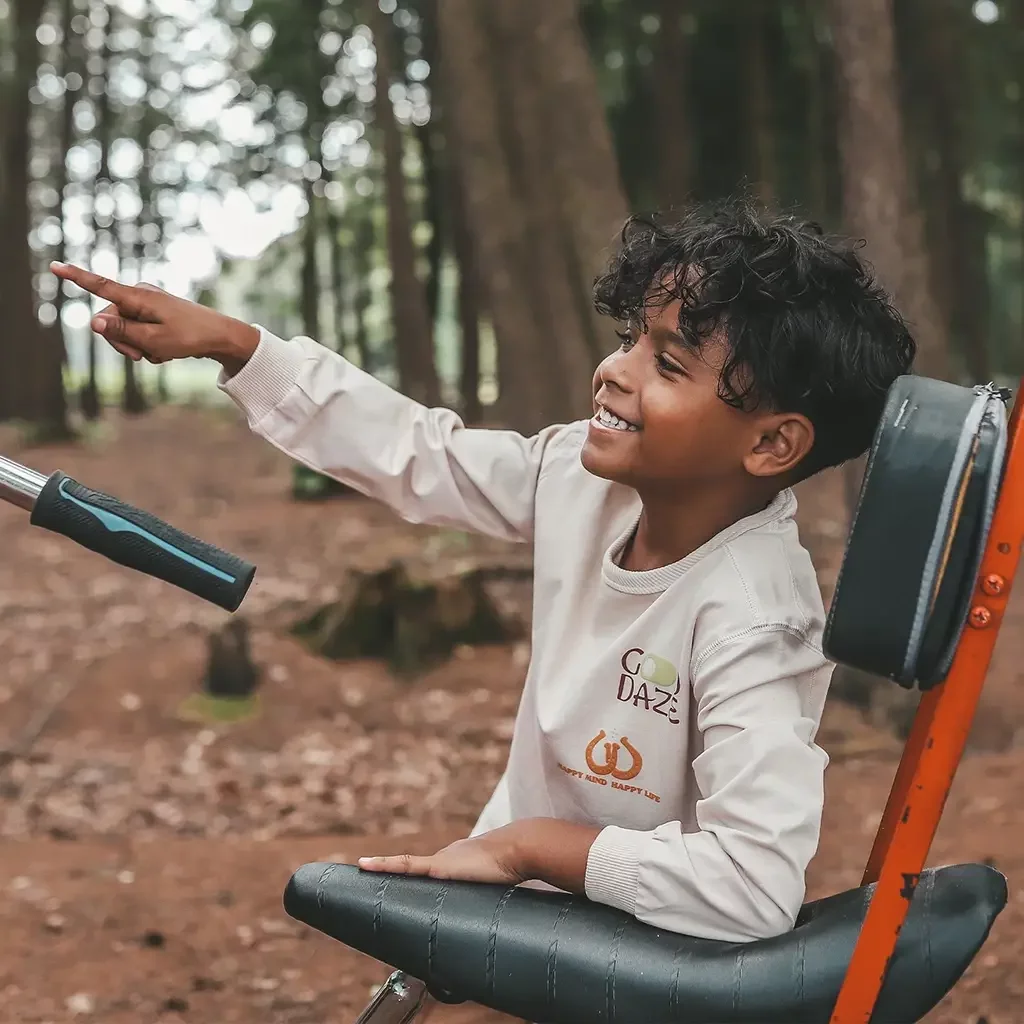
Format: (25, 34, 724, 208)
(29, 471, 256, 612)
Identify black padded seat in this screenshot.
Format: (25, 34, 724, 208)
(284, 861, 1006, 1023)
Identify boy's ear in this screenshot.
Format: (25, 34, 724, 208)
(743, 414, 815, 478)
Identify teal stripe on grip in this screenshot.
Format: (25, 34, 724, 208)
(57, 479, 238, 584)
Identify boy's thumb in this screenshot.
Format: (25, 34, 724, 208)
(91, 314, 119, 336)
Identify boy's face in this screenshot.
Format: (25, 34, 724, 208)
(580, 300, 811, 495)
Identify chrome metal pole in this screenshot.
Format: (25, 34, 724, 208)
(354, 972, 432, 1024)
(0, 455, 47, 512)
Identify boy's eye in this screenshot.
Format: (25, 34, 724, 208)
(656, 353, 683, 375)
(615, 328, 635, 349)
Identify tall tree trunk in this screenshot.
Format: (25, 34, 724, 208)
(650, 0, 692, 208)
(414, 2, 444, 334)
(829, 0, 952, 383)
(300, 180, 321, 339)
(489, 1, 596, 414)
(917, 1, 988, 381)
(124, 0, 159, 413)
(1012, 0, 1024, 369)
(529, 0, 631, 357)
(802, 0, 831, 223)
(417, 120, 444, 329)
(120, 224, 147, 416)
(326, 204, 348, 355)
(370, 2, 440, 406)
(53, 0, 82, 364)
(743, 1, 778, 208)
(81, 0, 113, 421)
(0, 0, 69, 436)
(352, 212, 374, 372)
(435, 0, 554, 432)
(120, 334, 146, 414)
(448, 155, 482, 423)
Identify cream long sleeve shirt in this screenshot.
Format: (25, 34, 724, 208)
(220, 328, 833, 943)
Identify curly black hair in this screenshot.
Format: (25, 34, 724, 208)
(592, 199, 916, 478)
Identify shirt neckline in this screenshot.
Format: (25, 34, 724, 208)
(601, 488, 798, 596)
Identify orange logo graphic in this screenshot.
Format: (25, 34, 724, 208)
(585, 730, 643, 781)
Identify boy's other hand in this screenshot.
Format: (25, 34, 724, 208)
(49, 261, 259, 374)
(357, 829, 526, 886)
(356, 818, 600, 894)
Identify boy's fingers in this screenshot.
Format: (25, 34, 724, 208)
(50, 262, 147, 316)
(108, 339, 145, 361)
(357, 854, 432, 875)
(92, 313, 161, 352)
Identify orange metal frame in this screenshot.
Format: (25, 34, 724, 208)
(829, 383, 1024, 1024)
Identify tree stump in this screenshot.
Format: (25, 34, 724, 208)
(178, 617, 263, 724)
(291, 464, 354, 501)
(292, 556, 531, 675)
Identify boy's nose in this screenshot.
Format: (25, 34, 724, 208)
(599, 347, 639, 392)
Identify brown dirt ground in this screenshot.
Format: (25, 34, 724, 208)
(1, 405, 1022, 1024)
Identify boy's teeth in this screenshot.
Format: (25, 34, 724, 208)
(597, 408, 637, 431)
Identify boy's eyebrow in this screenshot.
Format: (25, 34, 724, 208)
(649, 325, 688, 347)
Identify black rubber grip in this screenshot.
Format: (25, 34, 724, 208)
(29, 471, 256, 612)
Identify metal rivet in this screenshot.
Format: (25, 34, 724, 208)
(968, 606, 993, 629)
(981, 574, 1006, 597)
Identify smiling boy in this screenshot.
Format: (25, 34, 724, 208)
(51, 199, 915, 942)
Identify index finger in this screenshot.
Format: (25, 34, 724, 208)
(49, 261, 140, 312)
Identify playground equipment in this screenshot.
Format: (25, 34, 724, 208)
(0, 456, 255, 612)
(282, 375, 1019, 1023)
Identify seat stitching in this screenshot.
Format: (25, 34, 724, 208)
(428, 884, 449, 980)
(315, 864, 336, 911)
(546, 902, 571, 1011)
(605, 920, 627, 1021)
(733, 946, 745, 1012)
(486, 887, 515, 1001)
(372, 876, 391, 937)
(669, 942, 683, 1015)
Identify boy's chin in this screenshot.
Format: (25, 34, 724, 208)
(580, 440, 630, 483)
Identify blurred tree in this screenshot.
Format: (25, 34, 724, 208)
(829, 0, 952, 383)
(649, 0, 693, 208)
(80, 0, 113, 420)
(124, 0, 162, 412)
(489, 0, 598, 413)
(1012, 0, 1024, 364)
(325, 204, 349, 354)
(743, 0, 779, 207)
(114, 1, 147, 416)
(436, 0, 628, 429)
(435, 0, 557, 431)
(0, 0, 70, 436)
(352, 207, 375, 371)
(898, 0, 990, 382)
(52, 0, 84, 364)
(368, 0, 439, 405)
(411, 1, 444, 329)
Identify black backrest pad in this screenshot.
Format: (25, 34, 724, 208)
(824, 376, 1008, 689)
(284, 862, 1006, 1024)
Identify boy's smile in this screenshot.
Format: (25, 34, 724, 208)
(591, 403, 641, 433)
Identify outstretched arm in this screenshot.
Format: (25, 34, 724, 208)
(49, 262, 569, 544)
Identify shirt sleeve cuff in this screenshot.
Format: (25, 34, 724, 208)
(218, 326, 310, 426)
(584, 825, 646, 915)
